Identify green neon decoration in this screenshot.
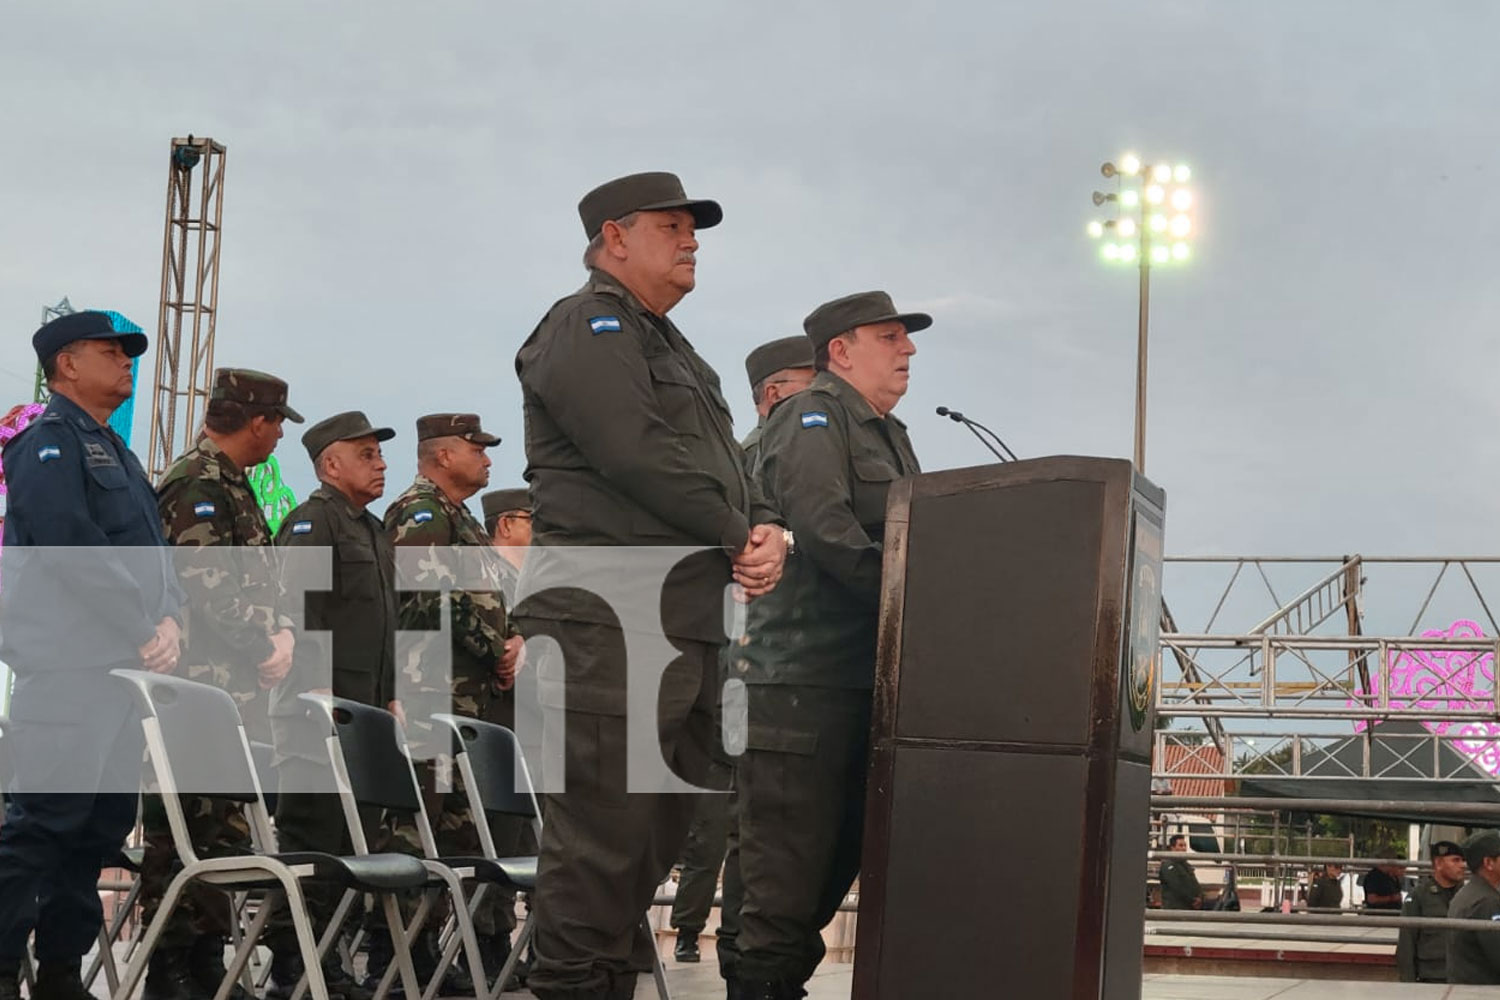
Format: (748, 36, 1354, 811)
(247, 455, 297, 533)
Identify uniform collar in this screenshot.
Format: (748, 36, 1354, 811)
(312, 483, 370, 520)
(812, 371, 908, 430)
(192, 433, 250, 486)
(583, 267, 654, 318)
(48, 391, 112, 434)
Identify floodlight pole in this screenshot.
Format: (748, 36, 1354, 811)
(1135, 225, 1151, 474)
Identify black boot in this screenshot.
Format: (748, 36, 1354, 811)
(731, 980, 805, 1000)
(412, 932, 473, 998)
(674, 931, 700, 963)
(188, 936, 252, 1000)
(359, 931, 393, 994)
(143, 949, 195, 1000)
(321, 957, 374, 1000)
(0, 962, 18, 1000)
(270, 950, 374, 1000)
(33, 962, 93, 1000)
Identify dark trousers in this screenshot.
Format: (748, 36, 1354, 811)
(668, 784, 730, 938)
(0, 672, 142, 963)
(522, 624, 721, 1000)
(734, 685, 871, 986)
(265, 758, 383, 954)
(713, 784, 745, 981)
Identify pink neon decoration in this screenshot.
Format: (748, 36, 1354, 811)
(1346, 619, 1500, 777)
(0, 402, 47, 499)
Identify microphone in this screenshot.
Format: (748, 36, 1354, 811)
(935, 406, 1019, 463)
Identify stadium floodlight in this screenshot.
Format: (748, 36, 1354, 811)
(1082, 153, 1199, 474)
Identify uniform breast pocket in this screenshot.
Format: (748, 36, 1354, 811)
(86, 462, 139, 536)
(851, 457, 898, 530)
(337, 549, 381, 602)
(646, 354, 702, 437)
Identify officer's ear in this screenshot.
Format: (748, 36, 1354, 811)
(826, 332, 856, 372)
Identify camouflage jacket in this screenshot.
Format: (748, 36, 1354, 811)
(384, 475, 516, 699)
(157, 434, 293, 735)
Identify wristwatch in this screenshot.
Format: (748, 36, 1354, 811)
(782, 528, 796, 556)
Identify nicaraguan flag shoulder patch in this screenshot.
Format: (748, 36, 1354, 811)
(36, 444, 61, 462)
(193, 501, 217, 518)
(290, 520, 313, 535)
(588, 315, 622, 335)
(411, 509, 434, 524)
(800, 411, 830, 429)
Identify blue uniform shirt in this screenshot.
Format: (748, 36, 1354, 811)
(0, 392, 181, 673)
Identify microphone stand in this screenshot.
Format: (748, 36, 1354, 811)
(936, 407, 1019, 463)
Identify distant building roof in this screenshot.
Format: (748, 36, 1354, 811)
(1159, 741, 1228, 799)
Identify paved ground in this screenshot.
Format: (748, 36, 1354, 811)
(593, 967, 1500, 998)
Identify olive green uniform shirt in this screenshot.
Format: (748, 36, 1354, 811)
(1447, 876, 1500, 984)
(1397, 875, 1459, 982)
(737, 372, 920, 690)
(269, 485, 398, 764)
(515, 267, 779, 656)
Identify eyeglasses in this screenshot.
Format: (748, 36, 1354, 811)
(503, 512, 532, 521)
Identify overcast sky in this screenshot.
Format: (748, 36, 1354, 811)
(4, 0, 1498, 630)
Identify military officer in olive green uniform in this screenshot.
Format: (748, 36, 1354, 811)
(738, 336, 815, 476)
(1397, 840, 1466, 983)
(514, 171, 787, 1000)
(264, 411, 398, 1000)
(1447, 831, 1500, 984)
(730, 291, 925, 1000)
(683, 336, 813, 970)
(144, 368, 303, 1000)
(372, 414, 521, 991)
(477, 486, 538, 986)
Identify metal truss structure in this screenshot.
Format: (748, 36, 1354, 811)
(1155, 555, 1500, 787)
(146, 136, 226, 481)
(34, 298, 74, 402)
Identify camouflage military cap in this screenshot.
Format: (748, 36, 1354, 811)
(745, 335, 815, 389)
(415, 413, 500, 446)
(480, 488, 530, 523)
(578, 171, 723, 239)
(302, 410, 396, 461)
(209, 368, 304, 423)
(802, 290, 932, 352)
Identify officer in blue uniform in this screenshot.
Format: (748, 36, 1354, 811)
(0, 311, 183, 1000)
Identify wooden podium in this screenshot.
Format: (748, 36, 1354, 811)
(852, 457, 1164, 1000)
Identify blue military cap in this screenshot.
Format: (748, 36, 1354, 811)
(33, 311, 148, 363)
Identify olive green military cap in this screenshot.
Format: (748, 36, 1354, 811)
(578, 171, 723, 239)
(415, 413, 501, 446)
(480, 488, 531, 524)
(302, 410, 395, 461)
(802, 290, 933, 352)
(744, 336, 816, 389)
(209, 368, 304, 423)
(1464, 830, 1500, 870)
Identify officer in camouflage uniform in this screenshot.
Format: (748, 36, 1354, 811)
(143, 368, 303, 1000)
(264, 411, 398, 1000)
(370, 414, 522, 992)
(702, 336, 815, 972)
(731, 292, 925, 1000)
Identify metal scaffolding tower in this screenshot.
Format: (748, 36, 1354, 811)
(34, 298, 75, 402)
(146, 136, 226, 481)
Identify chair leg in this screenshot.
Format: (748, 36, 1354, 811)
(428, 881, 495, 998)
(213, 895, 274, 1000)
(645, 919, 672, 1000)
(87, 878, 138, 992)
(415, 866, 486, 1000)
(284, 889, 358, 1000)
(381, 894, 424, 1000)
(111, 873, 192, 1000)
(488, 915, 534, 1000)
(367, 890, 436, 1000)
